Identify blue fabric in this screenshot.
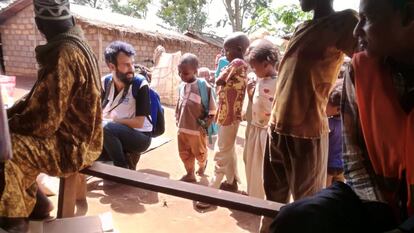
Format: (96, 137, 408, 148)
(130, 74, 146, 99)
(104, 74, 164, 137)
(149, 90, 159, 126)
(215, 57, 229, 78)
(197, 79, 209, 115)
(270, 182, 397, 233)
(328, 117, 343, 170)
(131, 76, 164, 137)
(196, 79, 219, 144)
(102, 74, 145, 110)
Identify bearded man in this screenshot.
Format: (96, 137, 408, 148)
(100, 41, 152, 169)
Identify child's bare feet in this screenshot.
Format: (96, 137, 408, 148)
(196, 161, 207, 176)
(179, 173, 197, 183)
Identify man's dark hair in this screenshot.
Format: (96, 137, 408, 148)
(104, 41, 136, 65)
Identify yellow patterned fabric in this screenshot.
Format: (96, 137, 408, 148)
(215, 58, 248, 126)
(0, 26, 102, 217)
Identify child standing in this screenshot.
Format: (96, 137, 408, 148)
(244, 39, 279, 199)
(176, 53, 216, 182)
(210, 32, 250, 192)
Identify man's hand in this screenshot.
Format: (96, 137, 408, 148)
(114, 116, 145, 129)
(205, 115, 215, 128)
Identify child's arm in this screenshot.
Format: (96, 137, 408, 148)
(216, 69, 228, 86)
(175, 96, 180, 127)
(205, 86, 217, 127)
(216, 64, 233, 86)
(247, 78, 256, 101)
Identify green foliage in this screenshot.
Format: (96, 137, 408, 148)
(244, 0, 270, 21)
(72, 0, 107, 9)
(248, 4, 312, 37)
(221, 0, 270, 32)
(109, 0, 151, 18)
(157, 0, 209, 33)
(71, 0, 150, 18)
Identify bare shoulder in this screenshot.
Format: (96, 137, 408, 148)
(230, 58, 248, 67)
(337, 9, 359, 21)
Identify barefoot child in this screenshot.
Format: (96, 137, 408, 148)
(176, 53, 216, 182)
(210, 32, 250, 192)
(244, 39, 279, 198)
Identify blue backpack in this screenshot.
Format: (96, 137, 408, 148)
(102, 74, 165, 137)
(179, 79, 219, 143)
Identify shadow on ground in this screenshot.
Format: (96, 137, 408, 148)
(230, 209, 261, 233)
(189, 174, 261, 233)
(84, 169, 170, 214)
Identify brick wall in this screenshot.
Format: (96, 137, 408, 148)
(0, 4, 43, 77)
(0, 4, 221, 78)
(84, 26, 222, 75)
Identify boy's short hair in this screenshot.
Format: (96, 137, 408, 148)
(179, 53, 199, 69)
(104, 41, 135, 65)
(328, 78, 343, 107)
(224, 32, 250, 53)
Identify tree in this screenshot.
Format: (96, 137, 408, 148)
(109, 0, 151, 18)
(219, 0, 270, 32)
(71, 0, 151, 18)
(72, 0, 107, 9)
(157, 0, 209, 33)
(248, 4, 312, 37)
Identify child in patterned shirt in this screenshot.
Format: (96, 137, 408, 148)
(210, 32, 250, 192)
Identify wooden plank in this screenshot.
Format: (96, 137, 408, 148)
(81, 162, 282, 217)
(57, 174, 79, 218)
(76, 174, 87, 201)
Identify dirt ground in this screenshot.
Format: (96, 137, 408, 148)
(12, 76, 263, 233)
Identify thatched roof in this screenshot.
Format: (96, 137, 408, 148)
(0, 0, 14, 10)
(184, 31, 224, 48)
(0, 0, 207, 45)
(0, 0, 30, 22)
(71, 4, 204, 45)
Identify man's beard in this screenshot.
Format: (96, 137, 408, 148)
(116, 70, 134, 85)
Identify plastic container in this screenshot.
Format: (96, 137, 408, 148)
(0, 75, 15, 107)
(0, 87, 12, 161)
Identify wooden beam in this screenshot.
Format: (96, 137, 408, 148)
(81, 162, 282, 217)
(57, 173, 79, 218)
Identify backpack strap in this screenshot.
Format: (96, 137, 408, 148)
(197, 79, 217, 144)
(102, 74, 113, 109)
(131, 75, 145, 99)
(197, 78, 209, 117)
(178, 82, 185, 98)
(131, 75, 153, 126)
